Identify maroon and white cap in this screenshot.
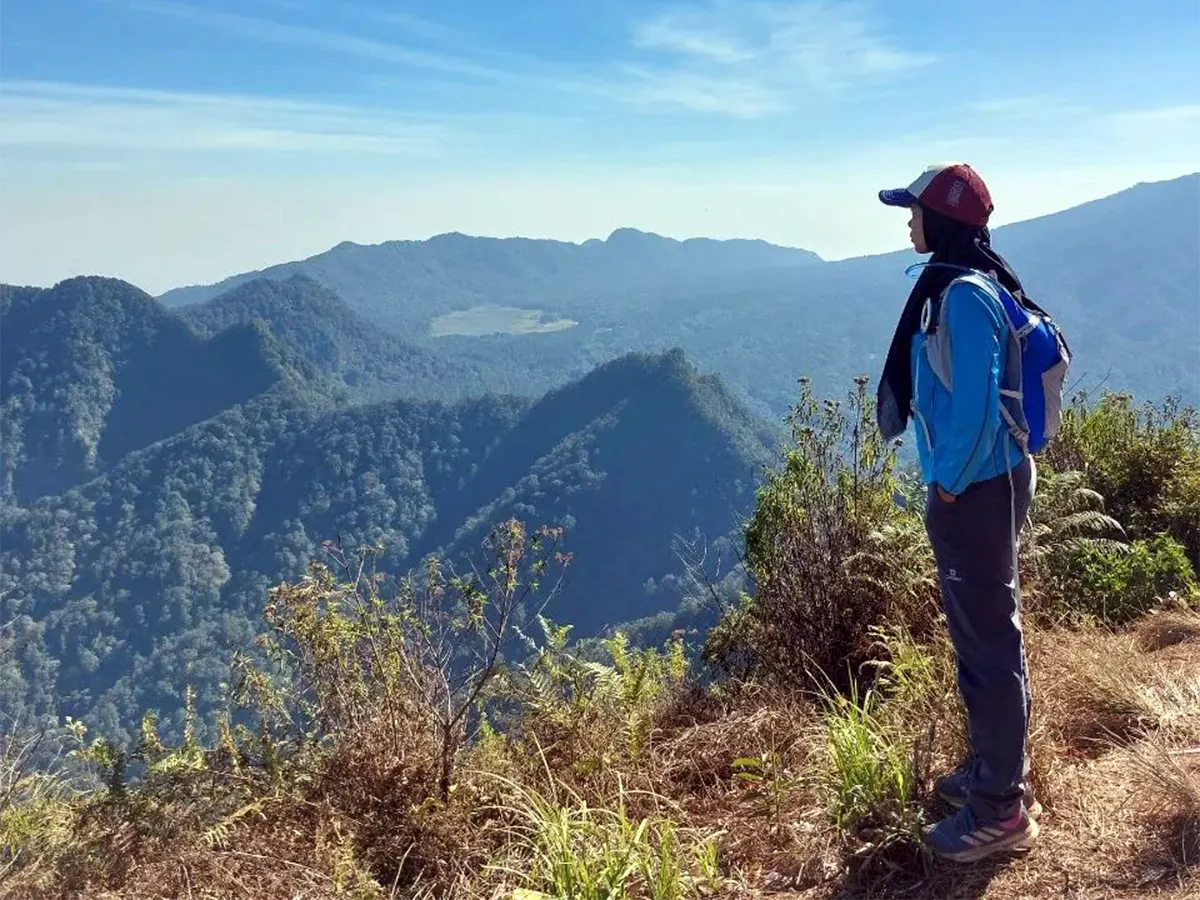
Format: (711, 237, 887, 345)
(878, 162, 994, 227)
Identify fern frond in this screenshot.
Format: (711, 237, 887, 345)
(1053, 511, 1125, 537)
(201, 798, 268, 849)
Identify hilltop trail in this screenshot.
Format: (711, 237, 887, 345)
(761, 630, 1200, 900)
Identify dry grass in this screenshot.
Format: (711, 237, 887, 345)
(7, 623, 1200, 900)
(1028, 628, 1200, 773)
(1, 794, 350, 900)
(1136, 608, 1200, 652)
(1127, 738, 1200, 819)
(649, 685, 812, 796)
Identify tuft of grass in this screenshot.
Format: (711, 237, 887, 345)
(868, 624, 964, 764)
(648, 685, 809, 801)
(1123, 730, 1200, 871)
(1033, 629, 1200, 755)
(1032, 629, 1138, 753)
(1126, 734, 1200, 818)
(484, 772, 724, 900)
(816, 677, 924, 841)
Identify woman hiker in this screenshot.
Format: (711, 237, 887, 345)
(876, 162, 1041, 863)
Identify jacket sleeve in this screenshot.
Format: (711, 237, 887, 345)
(934, 281, 1004, 495)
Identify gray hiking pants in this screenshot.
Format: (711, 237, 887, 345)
(925, 455, 1034, 821)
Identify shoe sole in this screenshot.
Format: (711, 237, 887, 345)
(937, 790, 1043, 821)
(934, 817, 1040, 864)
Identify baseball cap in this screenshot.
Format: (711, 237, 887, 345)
(878, 162, 994, 227)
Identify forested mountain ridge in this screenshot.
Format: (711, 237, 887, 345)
(179, 275, 487, 403)
(159, 229, 825, 328)
(1, 335, 776, 739)
(156, 174, 1200, 413)
(0, 277, 301, 505)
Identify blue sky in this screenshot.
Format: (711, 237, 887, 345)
(2, 0, 1198, 292)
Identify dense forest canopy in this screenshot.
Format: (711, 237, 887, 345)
(1, 279, 773, 738)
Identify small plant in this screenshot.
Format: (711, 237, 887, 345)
(64, 717, 127, 800)
(817, 677, 923, 839)
(0, 723, 76, 887)
(867, 625, 963, 758)
(848, 516, 940, 639)
(249, 519, 569, 799)
(508, 616, 689, 770)
(731, 746, 794, 825)
(487, 773, 724, 900)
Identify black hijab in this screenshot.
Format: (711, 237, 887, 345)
(876, 204, 1025, 441)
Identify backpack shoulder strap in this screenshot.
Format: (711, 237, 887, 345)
(924, 273, 1012, 392)
(950, 275, 1032, 444)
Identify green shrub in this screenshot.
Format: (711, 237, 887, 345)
(1044, 393, 1200, 563)
(1049, 533, 1198, 624)
(708, 378, 939, 689)
(503, 617, 689, 781)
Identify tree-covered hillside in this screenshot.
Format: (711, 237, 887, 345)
(159, 175, 1200, 414)
(0, 278, 297, 505)
(1, 333, 775, 740)
(159, 229, 824, 330)
(180, 275, 487, 403)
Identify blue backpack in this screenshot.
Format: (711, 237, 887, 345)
(909, 263, 1072, 454)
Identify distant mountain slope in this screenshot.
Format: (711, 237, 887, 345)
(159, 229, 824, 334)
(180, 275, 486, 403)
(0, 347, 776, 737)
(0, 277, 296, 504)
(653, 172, 1200, 411)
(426, 349, 777, 633)
(155, 174, 1200, 413)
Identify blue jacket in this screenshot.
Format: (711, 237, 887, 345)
(909, 277, 1026, 495)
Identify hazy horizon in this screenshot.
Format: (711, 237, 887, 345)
(2, 1, 1197, 293)
(6, 170, 1197, 296)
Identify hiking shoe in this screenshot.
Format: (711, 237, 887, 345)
(926, 804, 1039, 863)
(935, 765, 1043, 820)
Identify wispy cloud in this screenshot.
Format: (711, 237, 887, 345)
(617, 67, 785, 117)
(633, 15, 753, 64)
(967, 96, 1092, 119)
(108, 0, 931, 122)
(1105, 104, 1200, 128)
(249, 0, 309, 11)
(0, 81, 450, 155)
(372, 10, 473, 45)
(621, 1, 935, 117)
(116, 0, 509, 80)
